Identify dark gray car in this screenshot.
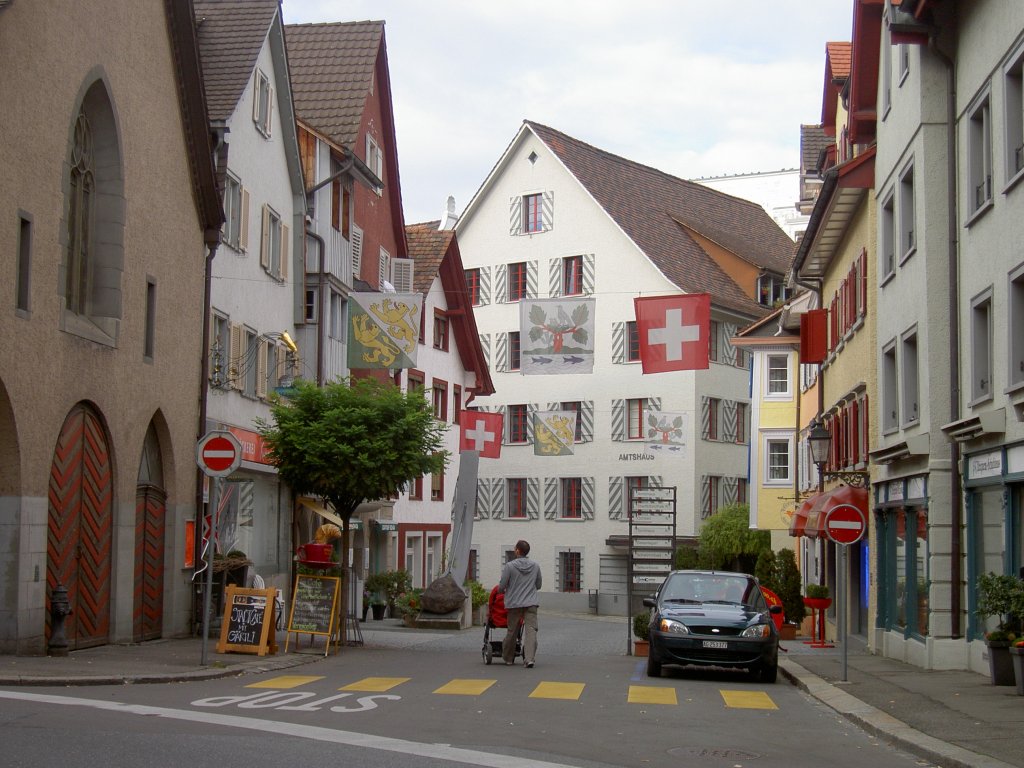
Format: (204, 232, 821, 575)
(643, 570, 782, 682)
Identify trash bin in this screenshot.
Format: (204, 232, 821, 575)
(588, 589, 599, 615)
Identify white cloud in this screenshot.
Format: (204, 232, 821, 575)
(282, 0, 852, 223)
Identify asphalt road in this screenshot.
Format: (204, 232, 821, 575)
(0, 613, 935, 768)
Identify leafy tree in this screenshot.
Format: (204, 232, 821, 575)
(775, 548, 805, 625)
(754, 549, 777, 590)
(695, 503, 770, 573)
(258, 377, 448, 631)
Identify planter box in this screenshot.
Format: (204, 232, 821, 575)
(633, 640, 649, 657)
(778, 624, 798, 641)
(1010, 646, 1024, 696)
(986, 640, 1015, 686)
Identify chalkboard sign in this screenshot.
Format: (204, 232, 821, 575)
(216, 587, 278, 656)
(285, 574, 340, 655)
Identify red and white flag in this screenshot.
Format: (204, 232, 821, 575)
(634, 293, 711, 373)
(459, 411, 503, 458)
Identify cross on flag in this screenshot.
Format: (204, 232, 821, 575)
(634, 293, 711, 373)
(459, 411, 503, 458)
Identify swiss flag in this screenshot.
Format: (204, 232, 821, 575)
(459, 411, 503, 458)
(634, 293, 710, 373)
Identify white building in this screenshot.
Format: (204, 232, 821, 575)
(455, 121, 795, 613)
(694, 168, 807, 242)
(195, 0, 306, 599)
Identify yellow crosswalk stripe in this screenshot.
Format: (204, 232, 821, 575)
(627, 685, 678, 705)
(340, 677, 410, 692)
(720, 690, 777, 709)
(529, 682, 585, 700)
(434, 679, 497, 695)
(246, 675, 324, 689)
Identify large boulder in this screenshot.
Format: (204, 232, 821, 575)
(419, 574, 467, 614)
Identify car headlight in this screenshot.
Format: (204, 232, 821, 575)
(656, 617, 690, 634)
(740, 623, 772, 639)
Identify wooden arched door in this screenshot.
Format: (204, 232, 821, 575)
(47, 405, 112, 649)
(134, 484, 166, 641)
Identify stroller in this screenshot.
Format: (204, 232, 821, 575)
(481, 586, 524, 665)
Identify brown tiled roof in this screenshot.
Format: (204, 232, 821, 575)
(406, 221, 451, 294)
(194, 0, 279, 123)
(526, 122, 795, 316)
(800, 124, 829, 175)
(284, 20, 382, 149)
(826, 41, 852, 80)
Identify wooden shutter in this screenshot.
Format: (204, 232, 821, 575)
(392, 258, 414, 292)
(495, 264, 508, 303)
(701, 398, 711, 439)
(612, 322, 625, 363)
(509, 196, 522, 235)
(549, 258, 562, 297)
(722, 400, 737, 442)
(582, 477, 595, 520)
(526, 403, 538, 444)
(701, 476, 711, 518)
(351, 225, 363, 279)
(280, 223, 289, 280)
(541, 190, 554, 231)
(239, 188, 250, 251)
(527, 478, 540, 520)
(259, 205, 270, 270)
(611, 399, 625, 441)
(266, 85, 273, 137)
(582, 253, 595, 295)
(543, 478, 558, 520)
(478, 266, 491, 305)
(495, 332, 508, 372)
(229, 324, 242, 389)
(580, 401, 594, 442)
(256, 341, 268, 398)
(526, 260, 538, 299)
(608, 477, 624, 521)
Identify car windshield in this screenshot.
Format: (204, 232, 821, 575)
(661, 574, 760, 607)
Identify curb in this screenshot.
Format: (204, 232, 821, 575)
(779, 659, 1018, 768)
(0, 647, 322, 687)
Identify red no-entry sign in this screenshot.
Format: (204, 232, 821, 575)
(196, 431, 242, 478)
(824, 503, 866, 545)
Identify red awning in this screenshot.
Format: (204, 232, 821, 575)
(802, 485, 869, 539)
(789, 497, 815, 538)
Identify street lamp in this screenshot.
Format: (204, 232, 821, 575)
(806, 418, 869, 488)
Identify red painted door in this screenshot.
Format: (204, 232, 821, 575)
(134, 484, 166, 642)
(47, 405, 112, 649)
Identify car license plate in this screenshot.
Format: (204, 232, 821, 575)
(702, 640, 728, 649)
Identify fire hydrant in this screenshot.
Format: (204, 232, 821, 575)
(48, 584, 72, 657)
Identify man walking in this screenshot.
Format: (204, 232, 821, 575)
(498, 539, 542, 667)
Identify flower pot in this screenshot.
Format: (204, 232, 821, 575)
(802, 597, 832, 611)
(371, 603, 386, 620)
(634, 639, 649, 657)
(778, 623, 798, 641)
(1009, 646, 1024, 695)
(986, 640, 1016, 686)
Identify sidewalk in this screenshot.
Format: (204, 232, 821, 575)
(780, 636, 1024, 768)
(1, 623, 1022, 768)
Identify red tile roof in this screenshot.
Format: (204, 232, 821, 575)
(826, 41, 852, 80)
(526, 121, 796, 317)
(194, 0, 279, 123)
(284, 20, 382, 149)
(406, 221, 451, 294)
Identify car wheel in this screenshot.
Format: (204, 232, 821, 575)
(759, 662, 778, 683)
(646, 653, 662, 678)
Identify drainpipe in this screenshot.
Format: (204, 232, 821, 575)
(305, 226, 327, 385)
(931, 29, 962, 638)
(193, 127, 226, 627)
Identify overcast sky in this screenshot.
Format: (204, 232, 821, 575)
(281, 1, 854, 226)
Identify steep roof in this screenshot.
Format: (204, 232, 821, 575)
(525, 121, 795, 317)
(406, 221, 494, 397)
(194, 0, 279, 124)
(284, 20, 382, 149)
(800, 124, 829, 176)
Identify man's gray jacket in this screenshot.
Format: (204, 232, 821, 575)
(498, 556, 542, 609)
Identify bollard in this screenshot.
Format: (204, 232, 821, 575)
(48, 584, 73, 657)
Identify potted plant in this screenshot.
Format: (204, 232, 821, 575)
(776, 549, 805, 637)
(395, 588, 423, 627)
(976, 572, 1024, 686)
(1010, 639, 1024, 696)
(632, 611, 651, 657)
(803, 583, 831, 610)
(465, 579, 489, 625)
(364, 569, 412, 619)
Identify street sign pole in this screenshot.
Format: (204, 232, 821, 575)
(839, 543, 847, 682)
(823, 503, 865, 683)
(195, 431, 241, 666)
(200, 477, 219, 667)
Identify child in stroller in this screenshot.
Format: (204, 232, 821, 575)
(482, 585, 524, 664)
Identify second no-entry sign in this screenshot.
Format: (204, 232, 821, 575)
(196, 431, 242, 478)
(824, 503, 866, 545)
